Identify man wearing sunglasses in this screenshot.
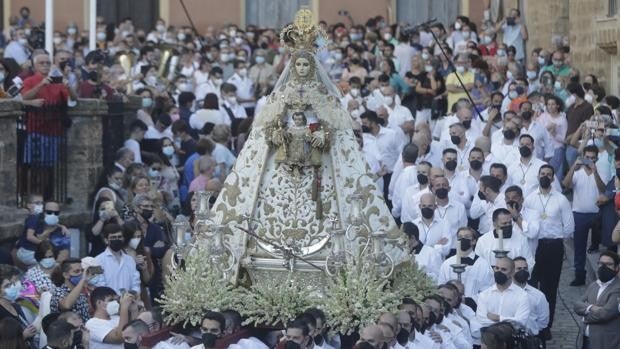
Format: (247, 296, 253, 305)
(17, 200, 70, 266)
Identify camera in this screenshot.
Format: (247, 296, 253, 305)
(506, 17, 516, 26)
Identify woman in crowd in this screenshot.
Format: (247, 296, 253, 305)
(189, 93, 224, 131)
(91, 166, 126, 214)
(49, 258, 91, 323)
(122, 220, 154, 309)
(136, 87, 155, 127)
(0, 265, 37, 347)
(88, 197, 124, 256)
(159, 138, 182, 212)
(123, 175, 151, 220)
(22, 241, 56, 294)
(538, 95, 567, 181)
(377, 57, 408, 95)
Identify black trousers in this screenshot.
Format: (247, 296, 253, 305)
(383, 173, 392, 211)
(529, 238, 564, 330)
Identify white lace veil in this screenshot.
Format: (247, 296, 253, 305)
(273, 50, 342, 99)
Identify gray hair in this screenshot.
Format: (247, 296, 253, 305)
(132, 193, 151, 208)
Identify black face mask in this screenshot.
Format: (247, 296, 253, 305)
(420, 207, 434, 219)
(514, 270, 530, 284)
(616, 167, 620, 179)
(459, 238, 471, 251)
(72, 329, 83, 348)
(381, 343, 388, 349)
(377, 118, 386, 126)
(417, 173, 428, 185)
(477, 190, 487, 201)
(140, 209, 153, 221)
(396, 329, 410, 346)
(202, 333, 218, 348)
(124, 343, 139, 349)
(435, 187, 449, 199)
(503, 129, 516, 140)
(462, 120, 472, 129)
(314, 334, 324, 347)
(450, 135, 461, 145)
(361, 125, 371, 133)
(88, 70, 99, 82)
(519, 146, 532, 158)
(494, 271, 509, 285)
(109, 239, 124, 252)
(598, 266, 617, 283)
(357, 341, 376, 349)
(493, 225, 513, 239)
(507, 200, 520, 212)
(434, 312, 443, 325)
(445, 160, 457, 171)
(539, 176, 552, 189)
(469, 159, 483, 171)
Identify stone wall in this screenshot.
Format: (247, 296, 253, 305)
(523, 0, 569, 51)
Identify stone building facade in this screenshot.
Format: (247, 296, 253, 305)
(523, 0, 620, 96)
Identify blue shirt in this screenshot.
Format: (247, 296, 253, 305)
(180, 152, 200, 202)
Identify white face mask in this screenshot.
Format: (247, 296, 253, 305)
(17, 38, 28, 46)
(456, 65, 466, 74)
(44, 214, 59, 226)
(53, 37, 62, 45)
(96, 32, 106, 41)
(255, 56, 265, 64)
(461, 31, 470, 39)
(585, 93, 594, 104)
(454, 22, 462, 30)
(425, 65, 433, 73)
(565, 94, 576, 108)
(129, 237, 141, 250)
(526, 70, 537, 80)
(213, 78, 223, 86)
(106, 300, 120, 316)
(238, 68, 248, 77)
(162, 145, 175, 157)
(226, 96, 237, 105)
(350, 88, 360, 97)
(156, 24, 166, 33)
(554, 80, 562, 90)
(421, 52, 430, 61)
(509, 90, 518, 99)
(40, 257, 56, 269)
(32, 204, 43, 215)
(383, 95, 394, 106)
(537, 56, 546, 66)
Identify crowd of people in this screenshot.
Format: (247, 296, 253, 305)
(1, 5, 620, 349)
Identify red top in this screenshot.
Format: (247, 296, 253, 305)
(22, 72, 69, 136)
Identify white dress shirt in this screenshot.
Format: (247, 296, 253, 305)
(469, 193, 506, 235)
(400, 185, 430, 223)
(412, 244, 443, 282)
(507, 157, 548, 197)
(522, 121, 554, 160)
(475, 228, 535, 269)
(432, 320, 469, 349)
(85, 316, 122, 349)
(220, 100, 248, 123)
(409, 331, 441, 349)
(439, 117, 483, 144)
(391, 165, 418, 217)
(476, 282, 530, 328)
(436, 200, 468, 249)
(227, 73, 255, 108)
(145, 126, 174, 140)
(385, 104, 414, 148)
(363, 127, 402, 172)
(519, 283, 550, 335)
(411, 216, 453, 256)
(457, 303, 482, 344)
(571, 168, 601, 213)
(95, 248, 141, 294)
(438, 252, 494, 303)
(518, 207, 542, 253)
(444, 171, 471, 208)
(490, 140, 520, 166)
(524, 189, 575, 239)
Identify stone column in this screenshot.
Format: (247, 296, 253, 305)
(0, 100, 24, 207)
(66, 99, 108, 209)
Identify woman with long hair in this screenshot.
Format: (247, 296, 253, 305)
(122, 220, 154, 309)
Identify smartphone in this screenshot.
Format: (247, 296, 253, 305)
(581, 158, 594, 166)
(606, 128, 620, 137)
(50, 76, 63, 84)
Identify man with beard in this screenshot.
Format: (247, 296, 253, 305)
(402, 222, 442, 281)
(512, 257, 549, 347)
(438, 284, 479, 346)
(423, 295, 470, 349)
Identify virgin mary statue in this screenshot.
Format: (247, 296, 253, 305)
(206, 9, 402, 282)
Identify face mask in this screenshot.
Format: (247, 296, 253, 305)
(238, 68, 248, 77)
(383, 95, 394, 105)
(162, 145, 175, 157)
(213, 78, 223, 86)
(435, 188, 449, 199)
(417, 173, 428, 185)
(470, 159, 482, 171)
(526, 70, 537, 80)
(18, 38, 28, 46)
(537, 56, 546, 65)
(459, 238, 472, 251)
(585, 94, 594, 104)
(445, 160, 457, 171)
(454, 22, 462, 30)
(109, 238, 124, 252)
(420, 207, 434, 219)
(396, 329, 410, 346)
(255, 56, 265, 64)
(497, 49, 506, 57)
(456, 66, 465, 74)
(177, 33, 186, 41)
(507, 200, 521, 212)
(53, 37, 62, 45)
(500, 224, 513, 239)
(142, 97, 153, 108)
(461, 31, 470, 39)
(503, 129, 516, 140)
(478, 190, 487, 201)
(552, 59, 562, 67)
(333, 53, 343, 61)
(88, 274, 106, 287)
(424, 65, 433, 73)
(69, 274, 82, 286)
(514, 270, 530, 283)
(519, 145, 532, 158)
(450, 135, 461, 145)
(553, 80, 562, 90)
(97, 31, 106, 41)
(106, 300, 120, 316)
(129, 237, 141, 250)
(482, 36, 492, 45)
(462, 120, 472, 129)
(140, 209, 154, 221)
(350, 33, 363, 41)
(314, 334, 324, 347)
(148, 168, 160, 178)
(383, 33, 392, 41)
(597, 265, 617, 283)
(508, 90, 518, 100)
(67, 27, 77, 36)
(124, 343, 139, 349)
(565, 94, 576, 108)
(72, 330, 83, 349)
(40, 257, 55, 269)
(494, 271, 509, 285)
(3, 282, 21, 302)
(539, 176, 552, 189)
(32, 204, 44, 214)
(361, 125, 371, 133)
(350, 88, 360, 97)
(44, 214, 59, 226)
(109, 182, 121, 191)
(226, 96, 237, 105)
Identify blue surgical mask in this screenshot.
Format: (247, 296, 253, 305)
(88, 274, 106, 287)
(3, 281, 22, 302)
(593, 138, 604, 149)
(69, 275, 82, 286)
(44, 214, 59, 226)
(40, 257, 56, 269)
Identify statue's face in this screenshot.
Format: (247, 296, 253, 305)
(294, 57, 311, 77)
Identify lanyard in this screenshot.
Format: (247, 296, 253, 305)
(537, 191, 552, 219)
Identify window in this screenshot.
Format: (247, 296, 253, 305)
(610, 0, 618, 17)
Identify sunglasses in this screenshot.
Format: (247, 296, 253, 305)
(45, 210, 60, 215)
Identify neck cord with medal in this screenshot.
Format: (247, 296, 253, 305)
(456, 143, 469, 171)
(436, 202, 449, 219)
(537, 190, 552, 219)
(518, 159, 533, 185)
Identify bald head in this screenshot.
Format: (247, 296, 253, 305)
(359, 325, 383, 348)
(475, 136, 491, 154)
(420, 193, 436, 207)
(378, 312, 398, 334)
(397, 311, 412, 332)
(429, 167, 444, 181)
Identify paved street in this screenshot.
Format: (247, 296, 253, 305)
(546, 241, 589, 349)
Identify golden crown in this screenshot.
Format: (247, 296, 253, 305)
(280, 8, 325, 53)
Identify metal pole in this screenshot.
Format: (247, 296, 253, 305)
(45, 0, 54, 56)
(89, 0, 97, 51)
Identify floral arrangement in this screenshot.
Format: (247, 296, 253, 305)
(390, 256, 437, 303)
(158, 245, 243, 326)
(238, 272, 319, 327)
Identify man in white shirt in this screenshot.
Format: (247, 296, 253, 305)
(381, 86, 415, 147)
(220, 83, 248, 129)
(95, 224, 141, 295)
(145, 114, 174, 140)
(341, 77, 365, 121)
(489, 163, 511, 194)
(200, 67, 224, 101)
(440, 148, 471, 208)
(476, 257, 530, 329)
(524, 164, 574, 334)
(227, 60, 255, 113)
(463, 147, 485, 210)
(447, 280, 483, 346)
(412, 193, 452, 257)
(443, 123, 474, 172)
(390, 144, 419, 219)
(439, 102, 483, 144)
(124, 120, 148, 164)
(519, 109, 554, 161)
(470, 176, 506, 235)
(507, 134, 548, 197)
(512, 257, 549, 340)
(431, 176, 467, 253)
(438, 284, 476, 346)
(85, 287, 133, 349)
(191, 311, 226, 349)
(400, 162, 432, 223)
(475, 208, 535, 268)
(562, 145, 607, 286)
(490, 118, 521, 166)
(439, 227, 494, 303)
(423, 296, 470, 349)
(402, 222, 442, 281)
(4, 28, 30, 65)
(504, 185, 540, 253)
